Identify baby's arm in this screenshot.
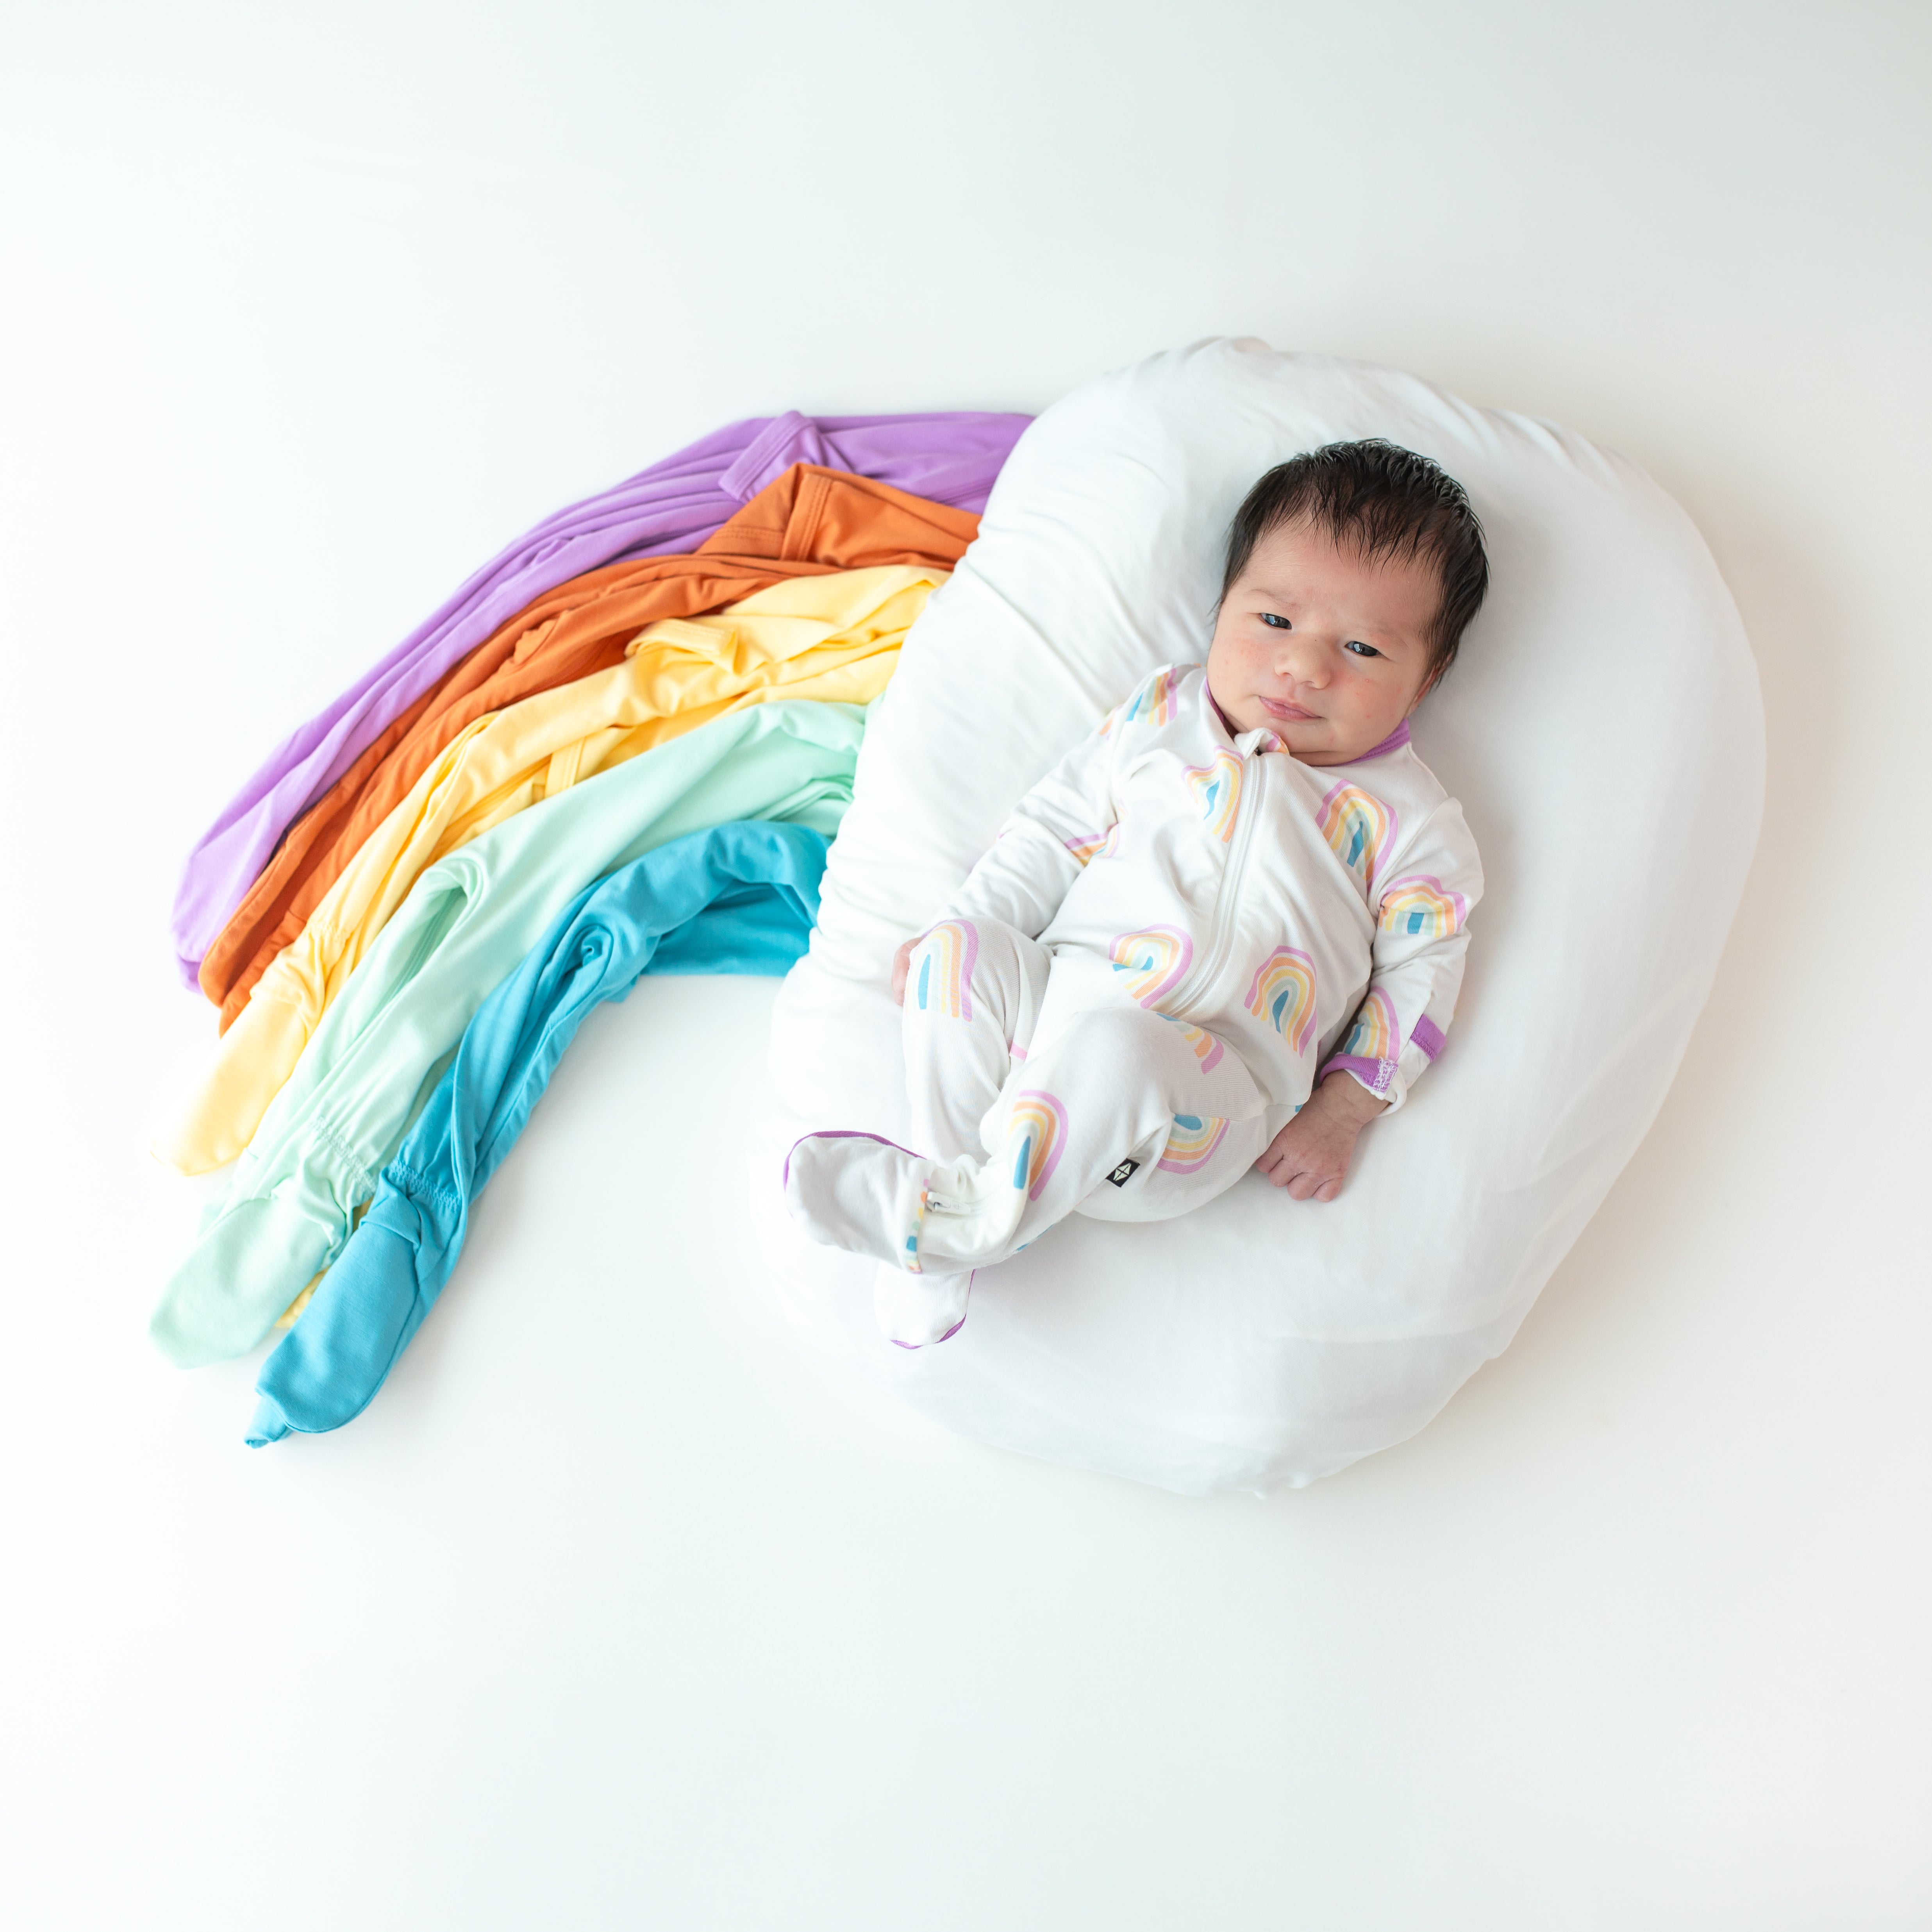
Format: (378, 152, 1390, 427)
(1261, 799, 1484, 1196)
(893, 711, 1121, 1002)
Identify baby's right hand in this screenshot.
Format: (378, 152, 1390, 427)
(891, 937, 917, 1005)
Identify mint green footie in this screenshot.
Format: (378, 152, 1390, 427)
(246, 819, 828, 1445)
(151, 701, 864, 1367)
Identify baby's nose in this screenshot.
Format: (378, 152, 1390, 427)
(1276, 634, 1329, 685)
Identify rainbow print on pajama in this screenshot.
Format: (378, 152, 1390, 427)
(1157, 1113, 1228, 1174)
(1164, 1017, 1225, 1073)
(1378, 873, 1467, 939)
(914, 920, 978, 1020)
(1101, 666, 1179, 734)
(1244, 946, 1318, 1054)
(904, 1188, 928, 1274)
(1184, 750, 1242, 842)
(1341, 987, 1399, 1061)
(1064, 825, 1122, 866)
(1005, 1091, 1067, 1200)
(1316, 782, 1398, 887)
(1110, 927, 1193, 1008)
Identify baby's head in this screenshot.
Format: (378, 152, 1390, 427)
(1205, 441, 1488, 766)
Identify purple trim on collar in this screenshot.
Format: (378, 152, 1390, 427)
(1357, 719, 1412, 761)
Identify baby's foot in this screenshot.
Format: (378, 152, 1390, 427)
(784, 1130, 1022, 1279)
(785, 1131, 955, 1274)
(873, 1263, 971, 1349)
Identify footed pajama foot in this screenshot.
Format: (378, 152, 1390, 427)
(784, 1130, 945, 1274)
(784, 1129, 1020, 1283)
(873, 1263, 971, 1349)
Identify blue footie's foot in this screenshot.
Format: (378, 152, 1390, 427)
(245, 1396, 293, 1448)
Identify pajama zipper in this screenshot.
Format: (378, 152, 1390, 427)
(1164, 750, 1267, 1016)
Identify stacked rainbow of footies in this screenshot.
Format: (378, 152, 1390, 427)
(152, 411, 1030, 1446)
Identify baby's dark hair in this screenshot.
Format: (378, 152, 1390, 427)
(1220, 440, 1489, 680)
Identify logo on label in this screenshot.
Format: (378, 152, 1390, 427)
(1105, 1159, 1140, 1187)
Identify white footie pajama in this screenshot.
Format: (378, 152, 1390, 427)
(785, 917, 1274, 1344)
(785, 661, 1484, 1348)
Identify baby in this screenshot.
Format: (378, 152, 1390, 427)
(786, 440, 1489, 1346)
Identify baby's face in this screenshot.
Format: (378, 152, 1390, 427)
(1205, 518, 1442, 765)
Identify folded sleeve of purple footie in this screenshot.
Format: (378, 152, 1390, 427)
(246, 819, 829, 1445)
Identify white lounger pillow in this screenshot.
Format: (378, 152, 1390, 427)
(752, 338, 1762, 1495)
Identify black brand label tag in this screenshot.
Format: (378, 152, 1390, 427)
(1105, 1159, 1140, 1187)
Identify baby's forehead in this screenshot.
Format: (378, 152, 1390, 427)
(1239, 515, 1406, 571)
(1234, 526, 1439, 600)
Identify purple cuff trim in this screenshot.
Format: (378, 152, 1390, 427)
(782, 1128, 922, 1189)
(1356, 719, 1412, 761)
(1409, 1013, 1446, 1062)
(891, 1310, 970, 1350)
(1320, 1053, 1396, 1096)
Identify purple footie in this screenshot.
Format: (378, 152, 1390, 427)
(170, 409, 1032, 986)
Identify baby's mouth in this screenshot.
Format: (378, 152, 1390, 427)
(1261, 695, 1320, 723)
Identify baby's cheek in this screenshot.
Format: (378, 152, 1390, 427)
(1202, 630, 1236, 689)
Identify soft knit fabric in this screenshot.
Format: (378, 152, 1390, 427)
(170, 412, 1029, 984)
(935, 662, 1482, 1120)
(247, 820, 829, 1446)
(199, 465, 980, 1017)
(153, 567, 939, 1174)
(786, 914, 1273, 1347)
(784, 659, 1480, 1332)
(150, 702, 865, 1368)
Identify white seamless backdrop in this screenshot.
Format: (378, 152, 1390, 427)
(1, 4, 1927, 1927)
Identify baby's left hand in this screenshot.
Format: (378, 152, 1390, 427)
(1255, 1073, 1389, 1202)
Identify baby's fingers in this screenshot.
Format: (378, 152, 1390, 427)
(1257, 1151, 1297, 1189)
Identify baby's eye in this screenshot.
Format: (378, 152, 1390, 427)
(1343, 640, 1381, 658)
(1260, 612, 1290, 629)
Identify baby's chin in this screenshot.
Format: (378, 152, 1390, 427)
(1257, 714, 1384, 767)
(1224, 702, 1341, 761)
(1211, 680, 1387, 764)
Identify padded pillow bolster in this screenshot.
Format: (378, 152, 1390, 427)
(754, 338, 1763, 1495)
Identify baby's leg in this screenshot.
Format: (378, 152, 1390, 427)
(902, 917, 1052, 1160)
(785, 978, 1269, 1311)
(783, 918, 1049, 1345)
(913, 1001, 1270, 1270)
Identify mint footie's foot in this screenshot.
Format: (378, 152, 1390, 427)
(873, 1263, 971, 1349)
